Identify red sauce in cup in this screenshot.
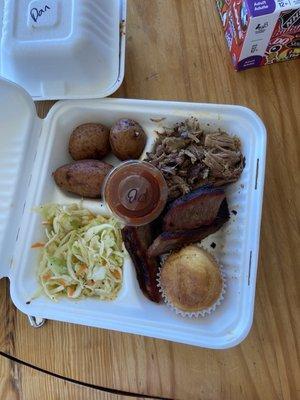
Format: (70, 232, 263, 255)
(103, 161, 168, 226)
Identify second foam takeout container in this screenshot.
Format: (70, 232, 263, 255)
(0, 0, 267, 349)
(0, 0, 126, 99)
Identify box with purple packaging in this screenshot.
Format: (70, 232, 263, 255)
(216, 0, 300, 70)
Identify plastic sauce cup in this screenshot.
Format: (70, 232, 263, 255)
(103, 160, 168, 226)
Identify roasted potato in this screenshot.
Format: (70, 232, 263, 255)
(69, 123, 110, 160)
(110, 119, 147, 160)
(53, 160, 113, 198)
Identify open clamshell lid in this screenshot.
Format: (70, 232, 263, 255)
(0, 0, 126, 100)
(0, 77, 41, 278)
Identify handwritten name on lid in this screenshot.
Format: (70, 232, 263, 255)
(28, 0, 57, 28)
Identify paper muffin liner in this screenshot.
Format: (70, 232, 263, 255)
(157, 250, 226, 318)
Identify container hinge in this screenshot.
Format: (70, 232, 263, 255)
(27, 315, 46, 328)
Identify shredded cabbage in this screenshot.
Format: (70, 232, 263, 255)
(34, 203, 124, 301)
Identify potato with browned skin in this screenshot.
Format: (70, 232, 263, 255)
(110, 119, 147, 160)
(69, 123, 110, 160)
(53, 160, 113, 198)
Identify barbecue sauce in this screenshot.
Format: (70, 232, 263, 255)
(103, 161, 168, 226)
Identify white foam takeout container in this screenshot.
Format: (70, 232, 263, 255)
(0, 0, 126, 100)
(0, 75, 266, 349)
(0, 0, 266, 349)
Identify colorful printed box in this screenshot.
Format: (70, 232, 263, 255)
(216, 0, 300, 70)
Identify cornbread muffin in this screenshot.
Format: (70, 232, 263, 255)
(160, 245, 223, 313)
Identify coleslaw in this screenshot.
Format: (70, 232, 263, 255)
(33, 203, 124, 301)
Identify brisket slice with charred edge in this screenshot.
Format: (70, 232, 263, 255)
(163, 187, 226, 232)
(148, 198, 230, 257)
(122, 225, 161, 303)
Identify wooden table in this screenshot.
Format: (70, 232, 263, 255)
(0, 1, 299, 399)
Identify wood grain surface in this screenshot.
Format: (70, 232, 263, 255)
(0, 1, 299, 399)
(0, 355, 150, 400)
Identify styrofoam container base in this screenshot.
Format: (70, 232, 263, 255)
(0, 78, 266, 349)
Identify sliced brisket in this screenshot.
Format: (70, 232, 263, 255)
(148, 198, 230, 257)
(163, 187, 226, 231)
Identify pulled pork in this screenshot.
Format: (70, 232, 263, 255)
(144, 118, 245, 200)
